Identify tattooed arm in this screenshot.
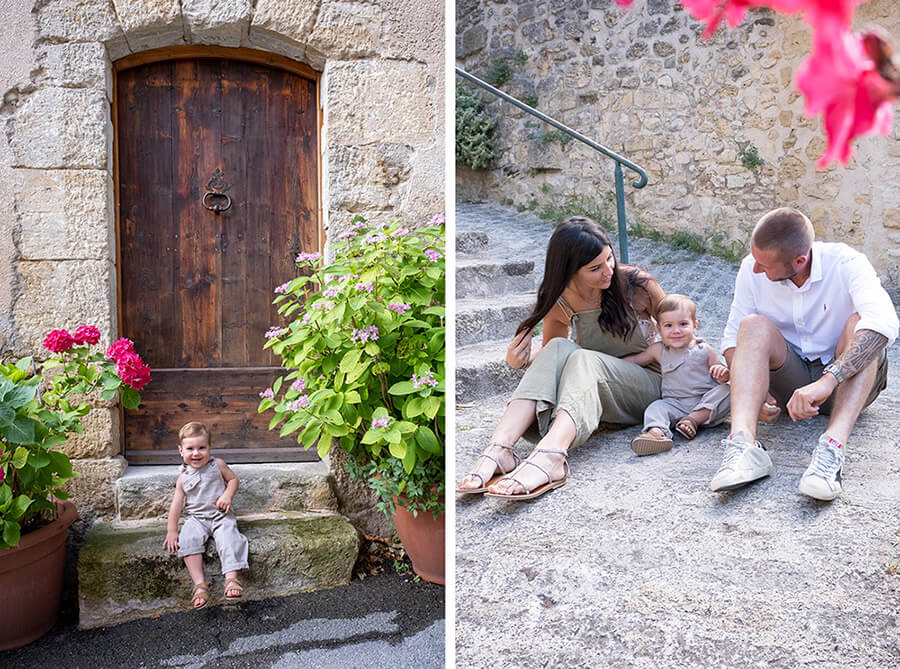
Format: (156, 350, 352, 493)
(785, 329, 888, 421)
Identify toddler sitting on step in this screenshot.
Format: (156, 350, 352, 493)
(163, 421, 248, 609)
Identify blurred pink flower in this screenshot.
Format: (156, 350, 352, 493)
(796, 29, 897, 167)
(680, 0, 805, 38)
(43, 329, 75, 353)
(105, 338, 136, 362)
(424, 249, 442, 262)
(115, 352, 151, 390)
(259, 388, 275, 400)
(72, 325, 101, 345)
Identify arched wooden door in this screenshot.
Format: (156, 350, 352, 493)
(115, 49, 320, 464)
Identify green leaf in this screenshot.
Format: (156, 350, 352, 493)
(388, 440, 407, 459)
(402, 439, 417, 474)
(388, 380, 416, 396)
(12, 446, 29, 469)
(2, 521, 20, 547)
(9, 494, 32, 520)
(404, 396, 425, 418)
(29, 452, 51, 469)
(424, 396, 442, 420)
(339, 349, 362, 374)
(14, 356, 33, 372)
(273, 376, 284, 394)
(317, 437, 333, 459)
(385, 428, 402, 445)
(0, 403, 14, 427)
(5, 384, 37, 409)
(100, 388, 118, 402)
(414, 426, 442, 455)
(48, 450, 73, 478)
(343, 390, 361, 404)
(120, 387, 141, 409)
(0, 484, 11, 509)
(300, 423, 323, 448)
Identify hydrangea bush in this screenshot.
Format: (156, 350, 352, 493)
(0, 327, 150, 549)
(259, 215, 445, 518)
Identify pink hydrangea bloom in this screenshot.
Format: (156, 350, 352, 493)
(72, 325, 101, 345)
(336, 229, 358, 241)
(265, 326, 288, 339)
(387, 302, 412, 314)
(291, 378, 306, 392)
(274, 282, 290, 295)
(363, 232, 387, 244)
(287, 396, 310, 411)
(105, 338, 136, 362)
(391, 228, 410, 238)
(352, 220, 367, 230)
(351, 325, 380, 344)
(424, 249, 442, 262)
(323, 285, 340, 298)
(295, 252, 322, 263)
(259, 387, 275, 400)
(429, 213, 446, 226)
(412, 370, 438, 389)
(115, 352, 151, 390)
(371, 416, 393, 429)
(796, 29, 898, 167)
(355, 282, 374, 293)
(43, 329, 75, 353)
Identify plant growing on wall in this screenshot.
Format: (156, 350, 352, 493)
(0, 328, 150, 548)
(456, 84, 497, 170)
(259, 216, 445, 518)
(739, 143, 764, 173)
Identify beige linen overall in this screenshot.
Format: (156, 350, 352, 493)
(177, 460, 249, 574)
(510, 297, 662, 448)
(641, 340, 731, 438)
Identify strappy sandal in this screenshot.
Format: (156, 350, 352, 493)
(631, 431, 673, 456)
(675, 416, 699, 440)
(456, 441, 520, 494)
(191, 582, 210, 609)
(224, 578, 243, 601)
(484, 447, 569, 500)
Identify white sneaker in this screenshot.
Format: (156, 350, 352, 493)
(710, 433, 774, 492)
(798, 435, 844, 501)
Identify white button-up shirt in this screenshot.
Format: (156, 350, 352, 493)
(721, 241, 898, 363)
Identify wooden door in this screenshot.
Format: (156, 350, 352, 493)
(116, 52, 319, 464)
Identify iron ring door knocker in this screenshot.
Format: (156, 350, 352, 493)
(202, 168, 232, 214)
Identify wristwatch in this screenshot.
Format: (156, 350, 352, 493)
(823, 361, 845, 384)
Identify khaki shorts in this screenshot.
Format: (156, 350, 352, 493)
(768, 344, 888, 415)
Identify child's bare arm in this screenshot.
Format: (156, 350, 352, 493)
(215, 458, 239, 513)
(707, 345, 730, 383)
(163, 475, 185, 552)
(623, 342, 662, 367)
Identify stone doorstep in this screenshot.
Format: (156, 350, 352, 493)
(455, 339, 526, 403)
(115, 461, 339, 520)
(455, 293, 536, 347)
(455, 259, 536, 300)
(456, 230, 489, 257)
(78, 511, 360, 630)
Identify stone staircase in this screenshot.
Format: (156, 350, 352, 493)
(78, 460, 359, 628)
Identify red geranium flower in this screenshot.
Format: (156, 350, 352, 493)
(115, 352, 152, 390)
(105, 338, 136, 362)
(43, 329, 75, 353)
(72, 325, 101, 345)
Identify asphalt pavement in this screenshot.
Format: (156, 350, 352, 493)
(0, 571, 444, 668)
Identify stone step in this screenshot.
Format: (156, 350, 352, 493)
(456, 230, 489, 257)
(115, 461, 337, 520)
(456, 259, 535, 300)
(455, 293, 536, 348)
(78, 511, 359, 629)
(455, 338, 531, 402)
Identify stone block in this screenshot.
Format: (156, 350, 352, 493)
(115, 461, 338, 520)
(12, 260, 116, 355)
(252, 0, 319, 44)
(328, 446, 394, 537)
(182, 0, 251, 46)
(59, 408, 120, 460)
(327, 143, 413, 213)
(308, 1, 382, 59)
(460, 24, 488, 55)
(325, 60, 434, 145)
(15, 169, 114, 261)
(883, 208, 900, 229)
(380, 0, 441, 62)
(78, 512, 359, 628)
(65, 456, 128, 519)
(35, 0, 123, 43)
(9, 89, 109, 170)
(110, 0, 186, 52)
(37, 43, 109, 93)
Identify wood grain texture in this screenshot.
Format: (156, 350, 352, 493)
(116, 57, 319, 459)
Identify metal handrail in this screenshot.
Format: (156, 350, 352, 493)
(456, 67, 648, 263)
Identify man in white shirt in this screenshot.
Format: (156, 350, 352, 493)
(710, 207, 898, 500)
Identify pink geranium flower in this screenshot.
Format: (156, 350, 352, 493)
(72, 325, 101, 345)
(115, 352, 151, 390)
(43, 329, 75, 353)
(105, 338, 136, 362)
(796, 29, 898, 167)
(680, 0, 806, 38)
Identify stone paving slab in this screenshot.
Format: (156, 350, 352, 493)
(455, 203, 900, 668)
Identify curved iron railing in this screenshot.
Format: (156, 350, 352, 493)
(456, 67, 648, 263)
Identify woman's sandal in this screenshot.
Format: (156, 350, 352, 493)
(191, 582, 210, 609)
(456, 441, 520, 494)
(675, 416, 699, 440)
(484, 447, 569, 500)
(224, 578, 243, 601)
(631, 431, 673, 456)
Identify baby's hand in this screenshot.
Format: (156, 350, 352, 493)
(216, 494, 232, 513)
(163, 531, 179, 553)
(710, 364, 730, 383)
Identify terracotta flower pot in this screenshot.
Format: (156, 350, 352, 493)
(391, 495, 445, 585)
(0, 501, 77, 650)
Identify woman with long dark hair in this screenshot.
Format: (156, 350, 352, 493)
(457, 216, 664, 499)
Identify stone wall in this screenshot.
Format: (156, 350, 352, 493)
(0, 0, 443, 525)
(456, 0, 900, 285)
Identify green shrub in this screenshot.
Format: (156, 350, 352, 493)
(456, 84, 497, 170)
